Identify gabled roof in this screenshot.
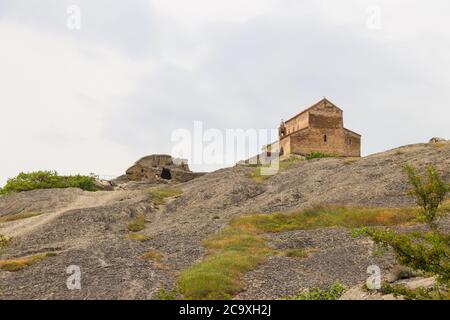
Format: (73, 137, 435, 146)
(285, 98, 342, 124)
(343, 127, 361, 137)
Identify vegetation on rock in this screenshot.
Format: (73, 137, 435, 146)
(355, 165, 450, 299)
(305, 152, 335, 160)
(176, 204, 421, 300)
(148, 186, 183, 206)
(126, 233, 151, 242)
(0, 235, 9, 250)
(127, 213, 146, 232)
(0, 252, 57, 272)
(0, 212, 44, 223)
(0, 171, 97, 194)
(289, 282, 346, 300)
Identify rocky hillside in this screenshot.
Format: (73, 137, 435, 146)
(0, 142, 449, 299)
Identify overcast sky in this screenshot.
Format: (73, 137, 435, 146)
(1, 0, 449, 184)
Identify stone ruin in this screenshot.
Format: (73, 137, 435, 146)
(125, 154, 200, 183)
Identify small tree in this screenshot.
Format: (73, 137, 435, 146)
(356, 165, 449, 298)
(403, 165, 449, 230)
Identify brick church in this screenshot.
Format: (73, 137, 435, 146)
(277, 98, 361, 157)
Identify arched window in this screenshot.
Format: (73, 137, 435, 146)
(323, 134, 327, 143)
(348, 138, 352, 145)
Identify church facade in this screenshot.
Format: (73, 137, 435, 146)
(277, 98, 361, 157)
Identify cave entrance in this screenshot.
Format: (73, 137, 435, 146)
(161, 168, 172, 180)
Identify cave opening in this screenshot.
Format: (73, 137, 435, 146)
(161, 168, 172, 180)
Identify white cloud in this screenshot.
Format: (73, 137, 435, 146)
(0, 1, 449, 185)
(0, 20, 153, 182)
(151, 0, 276, 27)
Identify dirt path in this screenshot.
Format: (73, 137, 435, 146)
(0, 190, 129, 239)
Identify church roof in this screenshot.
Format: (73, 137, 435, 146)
(285, 98, 342, 124)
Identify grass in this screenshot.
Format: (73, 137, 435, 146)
(127, 213, 146, 232)
(233, 206, 420, 234)
(0, 212, 44, 223)
(305, 152, 335, 161)
(141, 250, 163, 262)
(176, 205, 423, 300)
(148, 186, 183, 206)
(177, 225, 273, 300)
(288, 282, 346, 300)
(153, 286, 179, 300)
(0, 252, 57, 271)
(126, 233, 151, 242)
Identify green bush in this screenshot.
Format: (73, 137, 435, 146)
(289, 282, 346, 300)
(403, 165, 449, 230)
(0, 171, 97, 194)
(355, 165, 449, 298)
(305, 152, 334, 160)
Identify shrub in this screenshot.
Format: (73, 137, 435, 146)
(289, 282, 346, 300)
(355, 165, 449, 298)
(379, 283, 448, 300)
(0, 171, 97, 194)
(403, 165, 449, 230)
(305, 152, 334, 161)
(358, 229, 450, 284)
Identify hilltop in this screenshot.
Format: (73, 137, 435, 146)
(0, 142, 449, 299)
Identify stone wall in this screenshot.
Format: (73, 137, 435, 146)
(284, 112, 309, 135)
(289, 127, 360, 157)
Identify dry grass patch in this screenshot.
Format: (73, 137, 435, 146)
(0, 234, 10, 250)
(127, 213, 146, 232)
(0, 212, 44, 223)
(127, 233, 151, 242)
(148, 187, 183, 206)
(177, 225, 273, 300)
(343, 157, 360, 165)
(0, 252, 57, 272)
(177, 222, 276, 300)
(176, 205, 425, 300)
(233, 206, 419, 234)
(141, 250, 163, 262)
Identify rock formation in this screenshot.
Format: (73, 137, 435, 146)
(125, 154, 199, 183)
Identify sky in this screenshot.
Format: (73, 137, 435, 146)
(0, 0, 449, 184)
